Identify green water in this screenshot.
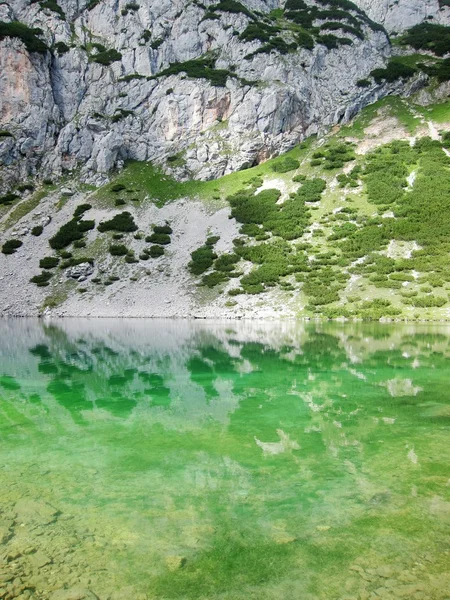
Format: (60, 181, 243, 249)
(0, 320, 449, 600)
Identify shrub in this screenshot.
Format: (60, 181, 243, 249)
(0, 21, 47, 53)
(370, 59, 416, 83)
(49, 218, 95, 249)
(152, 56, 233, 87)
(109, 244, 128, 256)
(35, 0, 66, 18)
(30, 271, 53, 286)
(148, 245, 164, 258)
(201, 271, 228, 287)
(146, 233, 171, 245)
(90, 48, 122, 66)
(153, 224, 173, 234)
(98, 212, 137, 233)
(189, 245, 217, 275)
(17, 183, 34, 192)
(293, 174, 307, 182)
(111, 109, 133, 123)
(2, 239, 23, 254)
(73, 203, 92, 217)
(39, 256, 60, 269)
(402, 23, 450, 57)
(111, 183, 126, 192)
(210, 0, 254, 19)
(215, 253, 240, 272)
(409, 296, 447, 308)
(206, 235, 220, 246)
(54, 41, 70, 54)
(31, 225, 44, 236)
(0, 193, 20, 205)
(271, 157, 300, 173)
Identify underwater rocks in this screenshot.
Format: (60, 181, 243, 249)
(50, 586, 99, 600)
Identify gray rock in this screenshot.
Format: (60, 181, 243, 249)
(65, 263, 94, 280)
(1, 0, 447, 189)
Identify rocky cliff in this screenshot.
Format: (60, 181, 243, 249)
(0, 0, 424, 189)
(353, 0, 450, 33)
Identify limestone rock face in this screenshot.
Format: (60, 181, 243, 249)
(0, 0, 440, 187)
(353, 0, 450, 32)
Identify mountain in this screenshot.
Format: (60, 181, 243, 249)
(0, 0, 427, 188)
(1, 0, 450, 321)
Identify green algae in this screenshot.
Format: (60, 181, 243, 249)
(0, 320, 449, 599)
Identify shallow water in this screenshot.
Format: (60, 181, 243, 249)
(0, 319, 449, 600)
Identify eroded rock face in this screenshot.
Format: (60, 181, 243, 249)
(0, 0, 440, 187)
(353, 0, 450, 32)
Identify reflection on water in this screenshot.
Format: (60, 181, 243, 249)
(0, 320, 449, 599)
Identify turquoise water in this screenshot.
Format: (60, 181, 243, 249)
(0, 320, 449, 600)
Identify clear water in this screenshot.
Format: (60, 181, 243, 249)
(0, 320, 449, 600)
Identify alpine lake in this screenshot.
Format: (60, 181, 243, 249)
(0, 319, 449, 600)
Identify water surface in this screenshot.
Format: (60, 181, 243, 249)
(0, 320, 449, 599)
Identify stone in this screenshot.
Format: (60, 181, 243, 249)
(49, 586, 98, 600)
(0, 526, 12, 544)
(14, 499, 59, 526)
(29, 551, 51, 569)
(60, 189, 75, 197)
(65, 264, 94, 280)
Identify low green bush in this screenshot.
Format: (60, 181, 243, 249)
(370, 59, 416, 83)
(402, 23, 450, 57)
(90, 48, 122, 66)
(148, 245, 164, 258)
(2, 239, 23, 254)
(109, 244, 129, 256)
(31, 226, 43, 236)
(0, 193, 20, 206)
(271, 157, 300, 173)
(189, 244, 217, 275)
(73, 204, 92, 218)
(30, 271, 53, 286)
(39, 256, 60, 269)
(0, 21, 47, 53)
(49, 218, 95, 249)
(98, 212, 137, 233)
(201, 271, 228, 287)
(146, 232, 171, 245)
(153, 224, 173, 234)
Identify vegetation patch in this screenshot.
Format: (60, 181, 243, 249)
(2, 239, 23, 255)
(30, 271, 53, 287)
(0, 21, 47, 53)
(39, 257, 60, 269)
(151, 56, 235, 87)
(98, 212, 137, 233)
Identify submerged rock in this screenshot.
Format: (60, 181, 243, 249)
(14, 499, 59, 526)
(50, 587, 99, 600)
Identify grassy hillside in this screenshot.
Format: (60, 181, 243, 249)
(2, 96, 450, 320)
